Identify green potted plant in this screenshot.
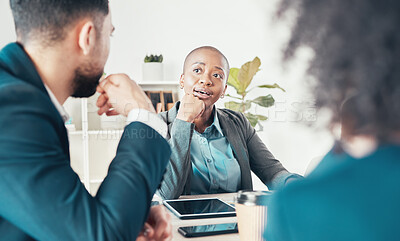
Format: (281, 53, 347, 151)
(142, 54, 164, 81)
(224, 57, 285, 130)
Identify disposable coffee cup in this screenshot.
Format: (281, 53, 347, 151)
(236, 190, 272, 241)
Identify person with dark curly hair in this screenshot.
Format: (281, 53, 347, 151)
(265, 0, 400, 240)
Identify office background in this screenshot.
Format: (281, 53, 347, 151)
(0, 0, 334, 189)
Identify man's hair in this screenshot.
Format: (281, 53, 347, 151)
(10, 0, 109, 45)
(279, 0, 400, 140)
(183, 46, 230, 78)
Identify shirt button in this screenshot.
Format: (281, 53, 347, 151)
(207, 159, 212, 163)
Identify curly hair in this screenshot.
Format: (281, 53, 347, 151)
(278, 0, 400, 141)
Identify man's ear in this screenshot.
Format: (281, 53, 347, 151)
(179, 74, 185, 89)
(78, 21, 96, 56)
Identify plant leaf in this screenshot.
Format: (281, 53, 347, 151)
(258, 83, 286, 92)
(227, 68, 240, 94)
(244, 112, 259, 127)
(225, 94, 242, 100)
(224, 101, 251, 112)
(224, 101, 242, 112)
(257, 115, 268, 121)
(252, 95, 275, 107)
(237, 57, 261, 95)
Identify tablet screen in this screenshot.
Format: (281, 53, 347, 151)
(163, 198, 236, 219)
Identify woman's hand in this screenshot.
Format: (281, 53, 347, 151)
(176, 92, 205, 123)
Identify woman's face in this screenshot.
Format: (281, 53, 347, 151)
(180, 48, 228, 109)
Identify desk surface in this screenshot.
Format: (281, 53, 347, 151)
(157, 193, 240, 241)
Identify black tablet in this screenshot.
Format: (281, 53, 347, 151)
(178, 222, 238, 237)
(163, 198, 236, 219)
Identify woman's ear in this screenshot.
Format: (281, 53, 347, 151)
(78, 20, 96, 56)
(221, 84, 228, 98)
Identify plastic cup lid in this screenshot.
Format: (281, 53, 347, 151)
(236, 190, 272, 206)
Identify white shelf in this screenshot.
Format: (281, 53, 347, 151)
(67, 130, 83, 135)
(87, 129, 124, 135)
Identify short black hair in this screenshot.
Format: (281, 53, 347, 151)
(183, 46, 230, 78)
(279, 0, 400, 140)
(10, 0, 109, 45)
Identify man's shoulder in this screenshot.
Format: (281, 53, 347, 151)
(0, 72, 47, 102)
(0, 73, 55, 119)
(0, 69, 24, 88)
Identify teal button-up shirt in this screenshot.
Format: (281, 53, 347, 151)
(190, 112, 241, 194)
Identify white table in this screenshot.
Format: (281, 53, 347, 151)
(156, 193, 240, 241)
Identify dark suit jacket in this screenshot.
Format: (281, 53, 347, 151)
(266, 144, 400, 241)
(156, 101, 299, 199)
(0, 43, 171, 241)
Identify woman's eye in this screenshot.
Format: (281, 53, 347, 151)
(193, 68, 201, 73)
(213, 73, 223, 79)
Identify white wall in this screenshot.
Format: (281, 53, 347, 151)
(0, 1, 334, 187)
(0, 1, 16, 43)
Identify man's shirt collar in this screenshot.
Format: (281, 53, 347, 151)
(44, 85, 69, 123)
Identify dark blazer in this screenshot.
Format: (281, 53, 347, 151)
(156, 101, 299, 199)
(0, 43, 171, 241)
(266, 144, 400, 241)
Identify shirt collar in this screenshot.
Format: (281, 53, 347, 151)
(44, 85, 69, 123)
(213, 109, 224, 136)
(194, 108, 224, 136)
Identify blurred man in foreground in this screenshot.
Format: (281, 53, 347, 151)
(0, 1, 172, 240)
